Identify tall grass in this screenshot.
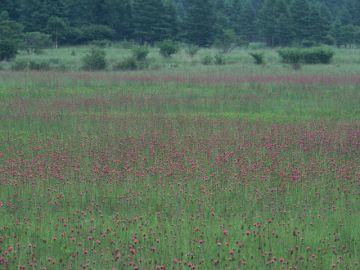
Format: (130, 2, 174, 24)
(0, 68, 359, 269)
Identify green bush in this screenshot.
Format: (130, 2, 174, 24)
(113, 57, 138, 71)
(11, 59, 29, 71)
(159, 39, 179, 58)
(277, 48, 303, 64)
(278, 47, 334, 65)
(302, 47, 334, 64)
(250, 52, 265, 65)
(186, 45, 199, 58)
(23, 32, 51, 54)
(90, 39, 111, 48)
(214, 54, 226, 65)
(11, 59, 51, 71)
(201, 55, 213, 65)
(82, 47, 107, 71)
(132, 45, 149, 61)
(0, 40, 18, 61)
(79, 24, 115, 43)
(28, 60, 50, 71)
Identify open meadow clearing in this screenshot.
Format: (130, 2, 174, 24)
(0, 47, 360, 270)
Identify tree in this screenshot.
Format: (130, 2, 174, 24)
(332, 17, 344, 47)
(258, 0, 277, 46)
(0, 12, 23, 61)
(290, 0, 312, 44)
(23, 32, 51, 54)
(132, 0, 165, 43)
(106, 0, 133, 40)
(215, 28, 238, 53)
(46, 16, 68, 48)
(185, 0, 215, 47)
(341, 24, 357, 47)
(307, 6, 331, 44)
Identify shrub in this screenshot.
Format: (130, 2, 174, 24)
(132, 46, 149, 61)
(23, 32, 51, 54)
(114, 46, 151, 71)
(214, 54, 226, 65)
(82, 47, 107, 71)
(113, 57, 138, 71)
(0, 40, 18, 61)
(11, 59, 29, 71)
(277, 48, 303, 64)
(201, 55, 213, 65)
(301, 47, 334, 64)
(278, 47, 334, 65)
(215, 28, 237, 53)
(79, 24, 115, 43)
(90, 39, 111, 48)
(186, 45, 199, 58)
(250, 52, 265, 65)
(28, 60, 50, 71)
(159, 39, 179, 58)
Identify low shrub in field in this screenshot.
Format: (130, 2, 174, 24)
(302, 47, 334, 64)
(278, 47, 334, 65)
(114, 46, 150, 71)
(277, 48, 303, 65)
(132, 45, 149, 61)
(113, 56, 138, 71)
(214, 53, 226, 65)
(201, 55, 213, 65)
(11, 59, 29, 71)
(82, 47, 107, 71)
(250, 52, 265, 65)
(185, 44, 199, 58)
(90, 39, 111, 48)
(11, 59, 51, 71)
(159, 39, 179, 58)
(28, 60, 50, 71)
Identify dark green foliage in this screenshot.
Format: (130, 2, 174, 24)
(0, 13, 23, 61)
(185, 45, 200, 58)
(250, 52, 265, 65)
(290, 0, 312, 43)
(278, 47, 334, 65)
(11, 59, 29, 71)
(23, 32, 51, 54)
(28, 59, 50, 70)
(82, 47, 107, 71)
(46, 16, 68, 48)
(301, 47, 334, 64)
(277, 48, 304, 65)
(214, 53, 225, 65)
(159, 39, 179, 58)
(131, 45, 149, 61)
(11, 59, 51, 71)
(0, 0, 359, 48)
(201, 55, 213, 65)
(90, 39, 112, 48)
(215, 28, 237, 53)
(132, 0, 177, 44)
(185, 0, 215, 46)
(79, 25, 116, 43)
(114, 45, 150, 71)
(113, 57, 138, 71)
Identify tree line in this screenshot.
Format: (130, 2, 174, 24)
(1, 0, 360, 59)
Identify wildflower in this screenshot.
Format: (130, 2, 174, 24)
(223, 229, 229, 236)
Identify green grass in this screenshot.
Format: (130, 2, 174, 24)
(0, 48, 359, 269)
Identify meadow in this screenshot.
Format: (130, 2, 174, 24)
(0, 46, 359, 270)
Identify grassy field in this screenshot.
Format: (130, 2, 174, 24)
(0, 46, 359, 270)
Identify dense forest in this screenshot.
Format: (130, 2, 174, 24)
(1, 0, 360, 50)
